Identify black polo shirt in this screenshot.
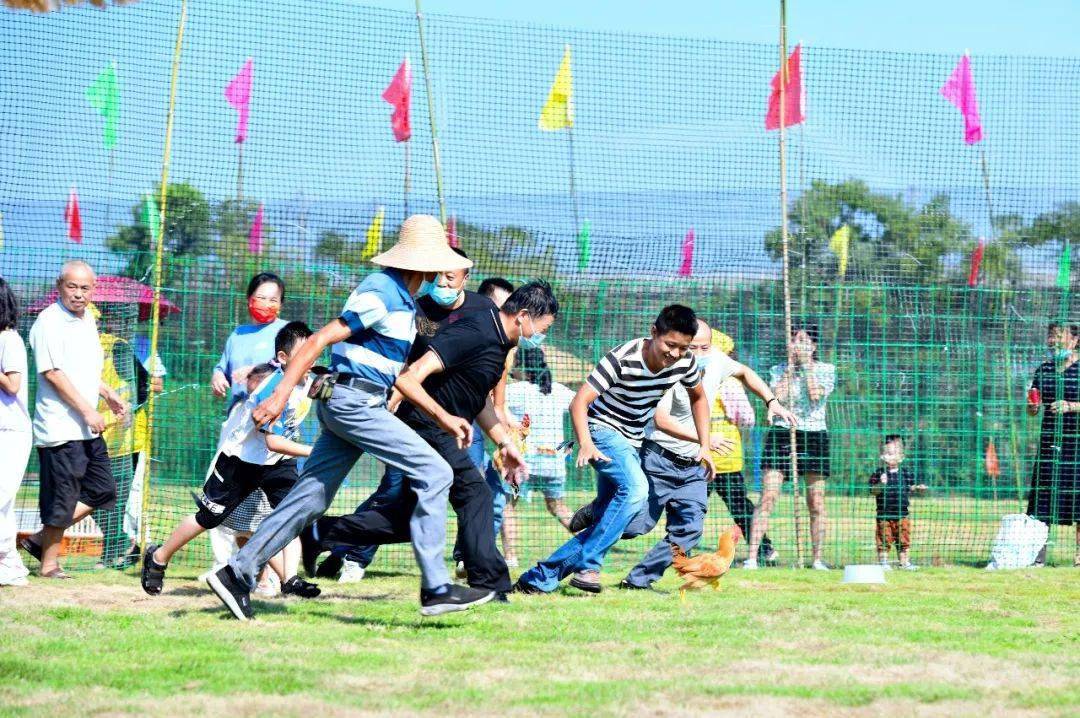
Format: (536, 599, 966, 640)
(409, 291, 495, 363)
(398, 307, 514, 427)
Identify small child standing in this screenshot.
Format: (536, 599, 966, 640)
(869, 435, 927, 570)
(141, 321, 318, 597)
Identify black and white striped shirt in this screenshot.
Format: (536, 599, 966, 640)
(586, 338, 702, 445)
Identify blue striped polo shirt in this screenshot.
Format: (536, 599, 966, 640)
(330, 269, 417, 389)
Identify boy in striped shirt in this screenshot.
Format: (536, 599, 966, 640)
(514, 305, 715, 594)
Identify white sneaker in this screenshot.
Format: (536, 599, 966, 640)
(879, 561, 893, 571)
(254, 581, 280, 598)
(900, 562, 919, 571)
(741, 558, 759, 570)
(338, 560, 365, 584)
(505, 556, 519, 569)
(0, 575, 28, 587)
(811, 560, 831, 571)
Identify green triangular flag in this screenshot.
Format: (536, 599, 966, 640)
(86, 61, 120, 150)
(142, 194, 160, 245)
(577, 219, 590, 271)
(1057, 240, 1072, 290)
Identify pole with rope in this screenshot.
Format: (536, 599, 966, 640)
(414, 0, 447, 224)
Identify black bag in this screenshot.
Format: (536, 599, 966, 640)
(308, 366, 337, 401)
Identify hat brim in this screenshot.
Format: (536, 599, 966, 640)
(370, 246, 473, 272)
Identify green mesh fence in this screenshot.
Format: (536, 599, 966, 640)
(1, 2, 1078, 575)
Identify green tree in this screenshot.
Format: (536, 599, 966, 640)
(765, 179, 975, 285)
(106, 182, 211, 281)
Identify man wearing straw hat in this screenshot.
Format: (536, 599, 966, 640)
(206, 215, 494, 620)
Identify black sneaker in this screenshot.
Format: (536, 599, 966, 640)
(618, 579, 650, 591)
(315, 553, 343, 579)
(114, 543, 141, 570)
(299, 523, 323, 578)
(511, 578, 546, 595)
(18, 536, 42, 563)
(419, 584, 494, 616)
(140, 544, 167, 596)
(282, 575, 322, 598)
(206, 565, 253, 621)
(493, 591, 510, 603)
(568, 502, 595, 533)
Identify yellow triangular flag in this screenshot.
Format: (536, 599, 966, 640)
(539, 45, 573, 131)
(360, 206, 385, 261)
(829, 224, 850, 277)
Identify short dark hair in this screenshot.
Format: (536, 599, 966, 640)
(792, 324, 820, 343)
(248, 362, 276, 382)
(501, 280, 557, 318)
(246, 272, 286, 302)
(515, 345, 552, 395)
(478, 277, 514, 298)
(0, 277, 19, 332)
(654, 304, 698, 337)
(882, 434, 905, 449)
(451, 247, 471, 274)
(1048, 322, 1079, 337)
(275, 321, 313, 355)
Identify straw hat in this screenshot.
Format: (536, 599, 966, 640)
(711, 329, 734, 355)
(370, 214, 473, 272)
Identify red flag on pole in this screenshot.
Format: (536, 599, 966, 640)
(382, 56, 412, 143)
(225, 58, 254, 144)
(766, 44, 805, 130)
(248, 203, 264, 255)
(679, 228, 695, 277)
(447, 215, 459, 248)
(985, 438, 1001, 479)
(967, 238, 985, 287)
(65, 185, 82, 243)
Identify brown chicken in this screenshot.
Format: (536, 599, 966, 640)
(670, 526, 742, 601)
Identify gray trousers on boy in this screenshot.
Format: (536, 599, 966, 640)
(228, 383, 454, 590)
(622, 442, 709, 588)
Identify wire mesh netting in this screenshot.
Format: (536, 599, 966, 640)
(1, 1, 1078, 574)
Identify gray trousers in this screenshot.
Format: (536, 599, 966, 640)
(228, 383, 454, 590)
(622, 443, 709, 587)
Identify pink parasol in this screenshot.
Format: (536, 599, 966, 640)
(28, 275, 181, 321)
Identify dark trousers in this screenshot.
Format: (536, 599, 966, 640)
(711, 471, 773, 556)
(320, 422, 511, 593)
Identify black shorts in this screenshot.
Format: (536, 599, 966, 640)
(194, 453, 298, 529)
(37, 437, 116, 528)
(762, 428, 830, 478)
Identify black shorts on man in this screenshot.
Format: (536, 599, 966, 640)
(37, 436, 116, 528)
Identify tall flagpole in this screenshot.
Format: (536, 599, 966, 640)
(778, 0, 805, 569)
(415, 0, 447, 224)
(565, 44, 580, 232)
(141, 0, 187, 553)
(404, 139, 412, 218)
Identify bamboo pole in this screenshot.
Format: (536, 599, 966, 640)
(778, 0, 805, 568)
(414, 0, 447, 224)
(140, 0, 187, 552)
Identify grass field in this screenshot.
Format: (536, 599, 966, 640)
(0, 565, 1076, 717)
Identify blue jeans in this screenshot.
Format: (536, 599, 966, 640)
(343, 421, 505, 567)
(517, 424, 647, 591)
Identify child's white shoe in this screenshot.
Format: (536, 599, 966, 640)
(900, 562, 918, 571)
(811, 560, 831, 571)
(338, 560, 365, 584)
(879, 561, 893, 571)
(741, 558, 759, 570)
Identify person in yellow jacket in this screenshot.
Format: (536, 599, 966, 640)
(708, 330, 777, 565)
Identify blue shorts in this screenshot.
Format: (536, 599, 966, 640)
(518, 474, 566, 501)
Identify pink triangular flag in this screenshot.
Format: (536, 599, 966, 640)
(382, 56, 412, 143)
(766, 44, 806, 130)
(65, 185, 82, 243)
(679, 228, 695, 277)
(225, 58, 254, 144)
(940, 54, 982, 144)
(248, 203, 264, 255)
(446, 215, 459, 248)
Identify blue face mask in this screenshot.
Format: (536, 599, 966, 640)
(519, 315, 547, 349)
(696, 354, 712, 369)
(415, 278, 436, 298)
(430, 283, 461, 307)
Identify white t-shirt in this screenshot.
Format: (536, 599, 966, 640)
(29, 302, 104, 446)
(645, 352, 740, 459)
(0, 329, 30, 433)
(216, 368, 312, 466)
(505, 379, 576, 479)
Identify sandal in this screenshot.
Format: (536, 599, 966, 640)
(141, 544, 167, 596)
(18, 536, 42, 563)
(41, 567, 70, 579)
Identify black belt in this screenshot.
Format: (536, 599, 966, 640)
(335, 373, 389, 395)
(642, 439, 700, 469)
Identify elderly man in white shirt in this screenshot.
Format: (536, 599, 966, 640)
(20, 261, 128, 578)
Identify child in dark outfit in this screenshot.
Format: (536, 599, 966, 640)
(869, 435, 927, 570)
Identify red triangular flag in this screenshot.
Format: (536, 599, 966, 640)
(985, 438, 1001, 479)
(967, 238, 985, 287)
(678, 228, 694, 277)
(382, 56, 412, 143)
(766, 44, 806, 130)
(447, 215, 458, 248)
(65, 186, 82, 243)
(248, 203, 264, 255)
